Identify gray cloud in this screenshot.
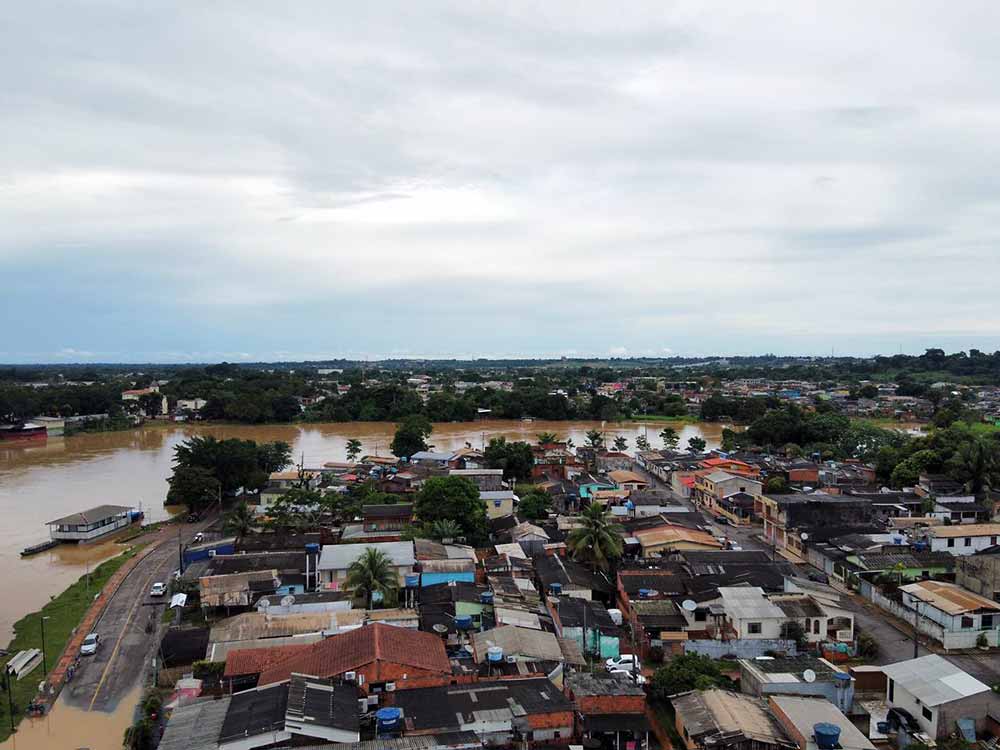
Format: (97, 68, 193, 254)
(2, 1, 999, 362)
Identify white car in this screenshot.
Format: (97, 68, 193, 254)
(609, 668, 647, 685)
(149, 582, 168, 597)
(605, 654, 640, 672)
(80, 633, 100, 656)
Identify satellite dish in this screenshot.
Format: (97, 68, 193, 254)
(803, 669, 817, 683)
(800, 532, 809, 541)
(259, 598, 271, 609)
(682, 599, 698, 612)
(432, 623, 449, 634)
(280, 595, 296, 607)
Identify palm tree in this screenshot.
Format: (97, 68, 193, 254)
(346, 547, 398, 609)
(346, 438, 362, 463)
(659, 427, 679, 451)
(586, 429, 604, 449)
(224, 501, 256, 537)
(688, 436, 707, 453)
(536, 432, 558, 446)
(567, 502, 624, 571)
(635, 434, 650, 451)
(429, 519, 462, 542)
(613, 435, 629, 452)
(951, 435, 998, 498)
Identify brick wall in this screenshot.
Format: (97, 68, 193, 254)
(574, 693, 646, 715)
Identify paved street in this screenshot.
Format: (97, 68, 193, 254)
(62, 522, 208, 712)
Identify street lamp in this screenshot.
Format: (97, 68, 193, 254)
(40, 615, 51, 676)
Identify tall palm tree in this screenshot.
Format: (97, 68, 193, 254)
(536, 432, 558, 446)
(567, 502, 624, 571)
(346, 438, 363, 463)
(224, 501, 256, 537)
(659, 427, 679, 451)
(951, 435, 998, 498)
(346, 547, 398, 609)
(613, 435, 629, 452)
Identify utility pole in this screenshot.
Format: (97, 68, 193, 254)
(178, 522, 184, 575)
(4, 666, 14, 733)
(40, 616, 50, 676)
(912, 600, 921, 659)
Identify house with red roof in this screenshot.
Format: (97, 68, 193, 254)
(232, 623, 452, 694)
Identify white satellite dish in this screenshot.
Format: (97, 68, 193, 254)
(259, 598, 271, 609)
(682, 599, 698, 612)
(280, 595, 296, 607)
(800, 532, 809, 541)
(803, 669, 817, 683)
(432, 623, 449, 634)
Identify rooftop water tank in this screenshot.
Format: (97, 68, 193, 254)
(814, 723, 841, 750)
(487, 646, 504, 663)
(376, 707, 403, 734)
(834, 672, 851, 683)
(638, 588, 652, 598)
(455, 614, 473, 630)
(480, 591, 494, 604)
(305, 543, 320, 554)
(549, 583, 563, 595)
(404, 574, 420, 588)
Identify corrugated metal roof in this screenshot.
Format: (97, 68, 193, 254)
(881, 654, 989, 706)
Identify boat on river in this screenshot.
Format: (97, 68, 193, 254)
(0, 421, 47, 445)
(20, 539, 60, 556)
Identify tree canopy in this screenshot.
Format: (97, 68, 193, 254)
(390, 414, 433, 459)
(413, 476, 488, 546)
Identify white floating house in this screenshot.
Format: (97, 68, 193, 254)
(47, 504, 135, 542)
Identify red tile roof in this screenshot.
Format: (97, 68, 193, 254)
(224, 643, 313, 678)
(256, 623, 450, 686)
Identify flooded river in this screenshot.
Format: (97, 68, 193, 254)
(0, 419, 727, 642)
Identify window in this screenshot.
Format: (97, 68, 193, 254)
(964, 537, 972, 547)
(947, 539, 955, 548)
(888, 678, 894, 702)
(814, 619, 820, 634)
(991, 536, 997, 545)
(922, 706, 932, 722)
(695, 610, 707, 622)
(748, 622, 762, 634)
(961, 616, 974, 628)
(982, 615, 993, 628)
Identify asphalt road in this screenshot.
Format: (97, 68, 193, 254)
(62, 522, 208, 712)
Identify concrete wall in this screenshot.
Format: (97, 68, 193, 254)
(956, 555, 1000, 600)
(683, 639, 797, 659)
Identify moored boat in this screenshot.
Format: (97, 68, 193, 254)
(0, 421, 48, 444)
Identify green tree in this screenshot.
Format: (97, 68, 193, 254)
(256, 441, 293, 473)
(949, 434, 998, 497)
(346, 547, 399, 609)
(266, 487, 323, 531)
(346, 438, 363, 463)
(414, 476, 488, 546)
(586, 429, 605, 449)
(391, 414, 433, 459)
(428, 519, 462, 542)
(687, 436, 707, 453)
(635, 434, 650, 451)
(536, 432, 558, 445)
(567, 502, 624, 571)
(765, 476, 788, 494)
(165, 465, 220, 513)
(649, 653, 726, 702)
(518, 488, 552, 521)
(484, 437, 535, 481)
(224, 500, 256, 536)
(659, 427, 679, 451)
(613, 435, 629, 452)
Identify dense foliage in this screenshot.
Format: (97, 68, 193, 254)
(413, 476, 488, 546)
(649, 653, 729, 701)
(484, 437, 535, 481)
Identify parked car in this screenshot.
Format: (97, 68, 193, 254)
(609, 668, 647, 685)
(80, 633, 100, 656)
(149, 582, 168, 597)
(605, 654, 640, 672)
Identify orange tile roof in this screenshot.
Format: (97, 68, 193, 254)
(224, 643, 313, 678)
(257, 623, 450, 686)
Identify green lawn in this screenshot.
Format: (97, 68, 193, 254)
(0, 546, 142, 741)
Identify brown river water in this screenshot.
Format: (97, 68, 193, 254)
(0, 419, 726, 644)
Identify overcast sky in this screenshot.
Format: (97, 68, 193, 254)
(2, 2, 999, 363)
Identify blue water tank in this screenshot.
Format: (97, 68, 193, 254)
(626, 500, 635, 511)
(455, 614, 473, 630)
(549, 583, 562, 595)
(305, 543, 320, 554)
(480, 591, 494, 604)
(404, 574, 420, 588)
(638, 588, 652, 598)
(376, 707, 403, 734)
(487, 646, 504, 662)
(834, 672, 851, 683)
(814, 723, 841, 750)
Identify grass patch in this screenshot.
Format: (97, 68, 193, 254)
(629, 414, 701, 424)
(0, 545, 143, 741)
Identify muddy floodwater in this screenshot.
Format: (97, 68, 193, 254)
(0, 683, 140, 750)
(0, 419, 728, 641)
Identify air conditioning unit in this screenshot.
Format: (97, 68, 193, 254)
(357, 698, 368, 713)
(208, 550, 217, 557)
(386, 682, 396, 692)
(836, 629, 852, 642)
(367, 695, 379, 707)
(344, 671, 357, 682)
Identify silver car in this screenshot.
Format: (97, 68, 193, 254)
(80, 632, 100, 656)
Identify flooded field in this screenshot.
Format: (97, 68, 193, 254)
(0, 418, 727, 641)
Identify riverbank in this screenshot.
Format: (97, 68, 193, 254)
(0, 546, 142, 742)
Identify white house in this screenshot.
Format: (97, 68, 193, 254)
(317, 542, 415, 590)
(899, 579, 1000, 649)
(925, 523, 1000, 555)
(718, 587, 787, 639)
(882, 655, 992, 740)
